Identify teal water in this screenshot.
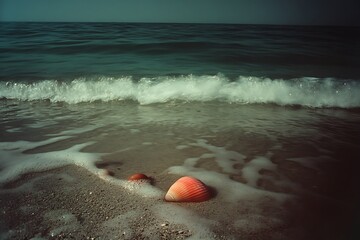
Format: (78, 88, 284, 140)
(1, 22, 360, 108)
(1, 22, 359, 80)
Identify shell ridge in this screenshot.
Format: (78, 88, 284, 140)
(165, 176, 211, 202)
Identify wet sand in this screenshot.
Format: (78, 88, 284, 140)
(1, 102, 359, 239)
(1, 163, 358, 240)
(1, 166, 193, 240)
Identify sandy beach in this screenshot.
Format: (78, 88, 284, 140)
(1, 161, 357, 240)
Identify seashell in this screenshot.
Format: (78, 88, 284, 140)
(165, 176, 211, 202)
(128, 173, 149, 181)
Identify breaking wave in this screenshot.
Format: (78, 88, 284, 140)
(1, 75, 359, 108)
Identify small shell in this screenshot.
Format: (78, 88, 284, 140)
(165, 176, 211, 202)
(128, 173, 149, 181)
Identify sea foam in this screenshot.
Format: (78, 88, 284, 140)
(169, 139, 292, 203)
(0, 127, 295, 238)
(1, 75, 359, 108)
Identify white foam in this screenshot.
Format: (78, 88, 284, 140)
(191, 139, 245, 174)
(0, 134, 167, 201)
(169, 139, 291, 202)
(44, 210, 79, 225)
(0, 131, 301, 239)
(43, 209, 80, 237)
(0, 139, 99, 184)
(101, 174, 164, 199)
(130, 128, 140, 134)
(1, 75, 359, 108)
(5, 127, 22, 133)
(26, 119, 57, 129)
(176, 145, 189, 150)
(163, 140, 295, 239)
(242, 156, 277, 187)
(46, 125, 100, 136)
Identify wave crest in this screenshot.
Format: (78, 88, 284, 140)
(1, 75, 359, 108)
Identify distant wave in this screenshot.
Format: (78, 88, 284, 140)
(1, 75, 359, 108)
(1, 41, 237, 55)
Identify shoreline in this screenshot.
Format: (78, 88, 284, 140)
(1, 164, 356, 240)
(1, 101, 359, 239)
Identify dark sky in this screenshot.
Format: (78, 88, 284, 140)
(0, 0, 359, 25)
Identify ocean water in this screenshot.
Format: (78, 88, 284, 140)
(1, 22, 360, 239)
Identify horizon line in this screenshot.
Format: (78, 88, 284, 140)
(1, 20, 359, 28)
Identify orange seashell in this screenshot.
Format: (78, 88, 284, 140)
(165, 176, 211, 202)
(128, 173, 149, 181)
